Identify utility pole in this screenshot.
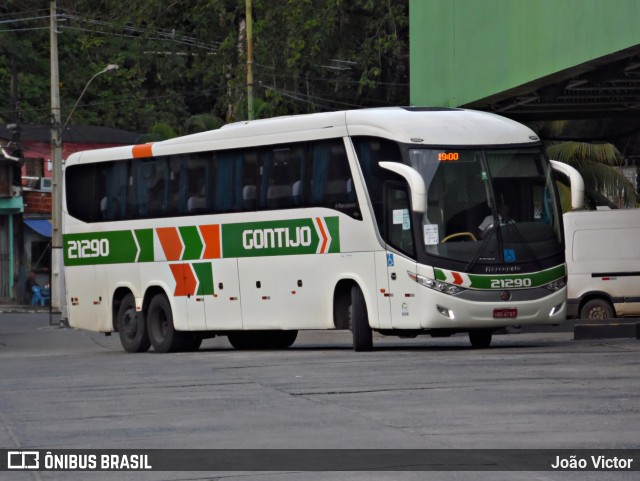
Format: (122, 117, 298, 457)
(246, 0, 254, 120)
(50, 0, 65, 313)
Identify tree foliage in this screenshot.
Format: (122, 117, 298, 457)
(0, 0, 409, 136)
(547, 141, 639, 209)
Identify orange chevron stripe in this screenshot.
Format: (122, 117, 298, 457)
(170, 263, 197, 297)
(157, 227, 183, 261)
(199, 224, 221, 259)
(315, 217, 328, 253)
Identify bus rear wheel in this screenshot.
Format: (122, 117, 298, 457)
(469, 329, 493, 349)
(350, 285, 373, 352)
(117, 293, 150, 353)
(147, 294, 184, 353)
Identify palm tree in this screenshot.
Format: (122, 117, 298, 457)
(141, 123, 179, 142)
(547, 141, 638, 210)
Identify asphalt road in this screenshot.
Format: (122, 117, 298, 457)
(0, 313, 638, 481)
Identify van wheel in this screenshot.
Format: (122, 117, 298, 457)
(117, 293, 150, 353)
(469, 329, 493, 348)
(580, 299, 615, 320)
(350, 285, 373, 352)
(147, 294, 184, 353)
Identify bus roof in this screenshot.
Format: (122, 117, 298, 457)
(66, 107, 539, 164)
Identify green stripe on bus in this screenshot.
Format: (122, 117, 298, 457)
(221, 217, 340, 258)
(193, 262, 214, 296)
(324, 216, 341, 254)
(64, 217, 340, 266)
(434, 264, 566, 289)
(64, 230, 139, 266)
(134, 229, 154, 262)
(179, 226, 204, 260)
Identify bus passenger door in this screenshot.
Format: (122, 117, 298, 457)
(384, 184, 419, 329)
(204, 259, 243, 330)
(238, 257, 283, 330)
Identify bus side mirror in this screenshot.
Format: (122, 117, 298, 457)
(379, 161, 426, 213)
(550, 160, 585, 210)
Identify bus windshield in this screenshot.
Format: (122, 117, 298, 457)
(409, 147, 563, 271)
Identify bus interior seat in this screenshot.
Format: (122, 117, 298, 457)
(187, 196, 206, 213)
(243, 185, 256, 209)
(292, 180, 303, 205)
(267, 184, 293, 208)
(325, 179, 350, 204)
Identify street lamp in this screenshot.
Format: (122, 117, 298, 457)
(61, 64, 119, 133)
(49, 62, 118, 316)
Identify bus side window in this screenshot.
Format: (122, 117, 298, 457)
(241, 151, 258, 211)
(99, 161, 129, 221)
(66, 163, 100, 222)
(214, 151, 244, 213)
(260, 145, 304, 210)
(309, 140, 359, 218)
(385, 183, 415, 257)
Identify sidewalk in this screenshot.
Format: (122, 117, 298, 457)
(0, 304, 61, 314)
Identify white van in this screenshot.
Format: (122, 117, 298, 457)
(564, 209, 640, 319)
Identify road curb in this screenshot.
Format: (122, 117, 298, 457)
(574, 321, 640, 341)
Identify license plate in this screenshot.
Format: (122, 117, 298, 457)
(493, 308, 518, 319)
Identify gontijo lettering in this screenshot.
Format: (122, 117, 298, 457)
(242, 226, 312, 250)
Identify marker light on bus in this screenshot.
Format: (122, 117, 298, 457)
(549, 303, 564, 317)
(543, 277, 567, 292)
(437, 305, 455, 320)
(408, 272, 465, 295)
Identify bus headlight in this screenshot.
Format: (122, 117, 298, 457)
(408, 272, 466, 295)
(543, 277, 567, 292)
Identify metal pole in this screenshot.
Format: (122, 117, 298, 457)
(246, 0, 254, 120)
(50, 0, 64, 313)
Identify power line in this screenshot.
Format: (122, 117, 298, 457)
(0, 9, 49, 19)
(0, 14, 52, 24)
(0, 26, 50, 32)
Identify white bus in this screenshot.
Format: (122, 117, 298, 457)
(63, 107, 583, 353)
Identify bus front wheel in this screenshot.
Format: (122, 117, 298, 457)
(147, 294, 183, 353)
(117, 293, 150, 353)
(469, 329, 493, 349)
(350, 286, 373, 352)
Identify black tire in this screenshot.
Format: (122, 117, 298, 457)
(147, 294, 183, 353)
(263, 330, 297, 349)
(117, 293, 150, 353)
(228, 330, 297, 350)
(469, 329, 493, 349)
(227, 332, 255, 350)
(350, 285, 373, 352)
(580, 298, 615, 320)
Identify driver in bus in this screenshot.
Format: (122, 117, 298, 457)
(478, 202, 512, 238)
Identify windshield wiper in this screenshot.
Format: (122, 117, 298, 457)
(465, 218, 542, 272)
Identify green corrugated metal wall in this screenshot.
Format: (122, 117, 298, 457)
(410, 0, 640, 107)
